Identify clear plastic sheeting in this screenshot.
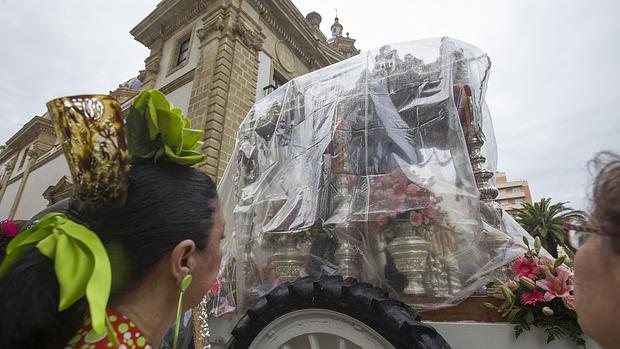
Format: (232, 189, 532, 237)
(212, 38, 527, 315)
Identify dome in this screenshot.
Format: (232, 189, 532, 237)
(119, 77, 142, 90)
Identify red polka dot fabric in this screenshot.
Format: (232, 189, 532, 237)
(66, 308, 151, 349)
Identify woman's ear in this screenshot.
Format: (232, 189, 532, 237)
(169, 239, 197, 284)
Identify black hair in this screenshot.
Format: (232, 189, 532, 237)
(0, 162, 219, 348)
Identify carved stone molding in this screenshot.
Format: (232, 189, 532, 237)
(232, 19, 264, 51)
(42, 175, 73, 206)
(139, 53, 162, 89)
(145, 55, 162, 75)
(4, 158, 16, 172)
(197, 13, 226, 41)
(26, 148, 40, 160)
(198, 11, 264, 51)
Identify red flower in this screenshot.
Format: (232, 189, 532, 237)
(520, 291, 545, 305)
(406, 183, 419, 196)
(512, 257, 541, 279)
(208, 278, 222, 295)
(394, 174, 408, 190)
(377, 215, 387, 226)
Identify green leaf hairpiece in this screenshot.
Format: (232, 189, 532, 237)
(0, 213, 112, 336)
(127, 89, 207, 166)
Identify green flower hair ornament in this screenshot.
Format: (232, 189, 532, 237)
(127, 89, 207, 166)
(0, 213, 112, 338)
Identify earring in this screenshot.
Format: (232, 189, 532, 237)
(173, 273, 193, 349)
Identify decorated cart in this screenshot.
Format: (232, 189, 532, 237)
(195, 38, 588, 349)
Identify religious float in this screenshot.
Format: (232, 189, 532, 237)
(197, 38, 594, 349)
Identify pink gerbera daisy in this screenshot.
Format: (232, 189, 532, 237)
(520, 291, 545, 305)
(512, 257, 541, 279)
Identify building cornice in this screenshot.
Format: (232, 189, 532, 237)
(0, 117, 55, 163)
(131, 0, 209, 48)
(42, 175, 73, 206)
(159, 68, 195, 95)
(249, 0, 345, 69)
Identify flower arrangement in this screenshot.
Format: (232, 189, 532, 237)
(483, 236, 585, 347)
(368, 169, 444, 227)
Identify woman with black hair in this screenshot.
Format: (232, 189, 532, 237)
(0, 91, 223, 349)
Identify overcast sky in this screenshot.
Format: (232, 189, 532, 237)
(1, 0, 618, 211)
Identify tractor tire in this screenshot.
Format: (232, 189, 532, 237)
(226, 275, 451, 349)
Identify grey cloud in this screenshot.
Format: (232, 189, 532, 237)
(1, 0, 617, 212)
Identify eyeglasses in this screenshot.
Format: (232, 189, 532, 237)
(562, 222, 611, 250)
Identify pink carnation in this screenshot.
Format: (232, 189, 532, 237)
(520, 291, 545, 305)
(512, 257, 541, 279)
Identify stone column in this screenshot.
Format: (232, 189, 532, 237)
(138, 38, 163, 90)
(187, 4, 264, 181)
(0, 157, 16, 205)
(8, 149, 39, 219)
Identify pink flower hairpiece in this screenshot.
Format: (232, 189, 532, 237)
(0, 219, 18, 237)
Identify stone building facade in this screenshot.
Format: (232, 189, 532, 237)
(0, 0, 358, 220)
(131, 0, 357, 178)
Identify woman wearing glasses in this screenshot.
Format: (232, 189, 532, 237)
(570, 152, 620, 349)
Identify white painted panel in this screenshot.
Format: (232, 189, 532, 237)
(425, 321, 601, 349)
(0, 181, 19, 219)
(12, 144, 33, 178)
(13, 154, 70, 220)
(165, 81, 194, 115)
(255, 51, 272, 101)
(155, 20, 202, 89)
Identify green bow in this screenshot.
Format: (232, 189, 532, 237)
(0, 213, 112, 335)
(127, 89, 207, 166)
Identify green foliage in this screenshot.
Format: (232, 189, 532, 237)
(482, 302, 497, 310)
(515, 198, 586, 258)
(514, 324, 524, 339)
(543, 325, 566, 343)
(509, 301, 586, 347)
